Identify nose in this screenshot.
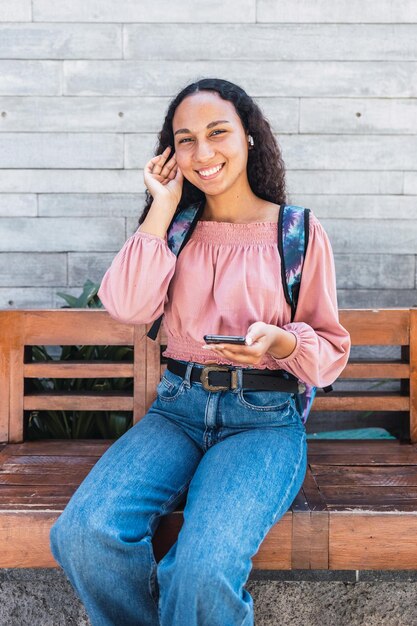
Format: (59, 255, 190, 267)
(194, 140, 215, 163)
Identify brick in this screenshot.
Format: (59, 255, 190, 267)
(0, 253, 66, 286)
(0, 24, 121, 59)
(258, 0, 417, 23)
(280, 135, 417, 171)
(0, 0, 31, 21)
(0, 61, 60, 95)
(0, 133, 123, 168)
(322, 219, 417, 254)
(287, 171, 403, 195)
(334, 254, 415, 289)
(0, 194, 36, 217)
(337, 289, 417, 308)
(0, 170, 143, 193)
(33, 0, 256, 23)
(39, 193, 144, 217)
(291, 195, 417, 219)
(68, 252, 117, 284)
(301, 98, 417, 134)
(63, 60, 417, 97)
(0, 287, 53, 308)
(404, 173, 417, 194)
(0, 96, 168, 132)
(125, 24, 417, 62)
(0, 217, 125, 252)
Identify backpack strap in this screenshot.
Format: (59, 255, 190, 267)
(146, 199, 205, 340)
(278, 205, 310, 323)
(278, 205, 332, 393)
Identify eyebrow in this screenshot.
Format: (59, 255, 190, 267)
(174, 120, 231, 136)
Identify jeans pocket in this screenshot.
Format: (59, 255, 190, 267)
(237, 388, 293, 412)
(156, 369, 186, 402)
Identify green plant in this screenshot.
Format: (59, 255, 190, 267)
(26, 280, 134, 440)
(56, 278, 103, 309)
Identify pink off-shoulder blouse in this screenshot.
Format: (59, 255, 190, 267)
(97, 211, 351, 388)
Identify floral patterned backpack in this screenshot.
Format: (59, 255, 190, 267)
(146, 199, 333, 423)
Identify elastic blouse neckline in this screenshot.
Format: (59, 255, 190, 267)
(190, 219, 279, 245)
(197, 220, 278, 225)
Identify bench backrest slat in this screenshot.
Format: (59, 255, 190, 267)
(338, 309, 410, 345)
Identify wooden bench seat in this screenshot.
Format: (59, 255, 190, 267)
(0, 308, 416, 570)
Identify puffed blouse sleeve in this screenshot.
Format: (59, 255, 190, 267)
(97, 230, 177, 324)
(269, 213, 351, 388)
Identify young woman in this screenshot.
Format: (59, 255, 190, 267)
(49, 78, 351, 626)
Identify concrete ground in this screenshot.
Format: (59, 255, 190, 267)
(1, 569, 417, 626)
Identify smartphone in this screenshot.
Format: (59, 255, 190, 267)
(203, 334, 247, 345)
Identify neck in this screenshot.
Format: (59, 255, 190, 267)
(201, 178, 261, 223)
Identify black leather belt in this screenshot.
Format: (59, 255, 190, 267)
(166, 358, 305, 393)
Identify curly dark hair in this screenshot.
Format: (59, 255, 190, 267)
(136, 77, 287, 228)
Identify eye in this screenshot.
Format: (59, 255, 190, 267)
(178, 129, 226, 144)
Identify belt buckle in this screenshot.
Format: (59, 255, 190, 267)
(200, 365, 238, 392)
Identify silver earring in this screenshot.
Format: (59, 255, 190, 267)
(248, 135, 254, 148)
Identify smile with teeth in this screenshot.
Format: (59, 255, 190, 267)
(196, 163, 225, 179)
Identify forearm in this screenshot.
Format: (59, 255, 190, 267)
(138, 200, 177, 239)
(266, 326, 297, 360)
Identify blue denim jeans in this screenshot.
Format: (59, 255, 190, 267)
(49, 360, 307, 626)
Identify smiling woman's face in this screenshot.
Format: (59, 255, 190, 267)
(172, 91, 250, 195)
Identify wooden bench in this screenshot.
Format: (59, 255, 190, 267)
(0, 308, 416, 570)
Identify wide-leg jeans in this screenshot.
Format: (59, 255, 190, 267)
(49, 360, 307, 626)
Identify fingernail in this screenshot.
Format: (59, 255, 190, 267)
(246, 336, 253, 345)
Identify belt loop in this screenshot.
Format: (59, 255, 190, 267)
(235, 367, 243, 392)
(183, 361, 194, 388)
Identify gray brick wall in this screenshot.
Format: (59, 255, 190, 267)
(1, 0, 417, 309)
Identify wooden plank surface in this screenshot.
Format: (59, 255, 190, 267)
(312, 393, 409, 412)
(9, 313, 24, 443)
(410, 308, 417, 442)
(330, 513, 417, 569)
(0, 512, 64, 568)
(24, 361, 134, 378)
(338, 309, 410, 345)
(2, 440, 417, 569)
(21, 309, 136, 345)
(0, 439, 114, 455)
(307, 440, 417, 465)
(0, 312, 13, 442)
(320, 486, 417, 506)
(340, 361, 409, 378)
(312, 464, 417, 486)
(291, 508, 329, 569)
(24, 393, 133, 411)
